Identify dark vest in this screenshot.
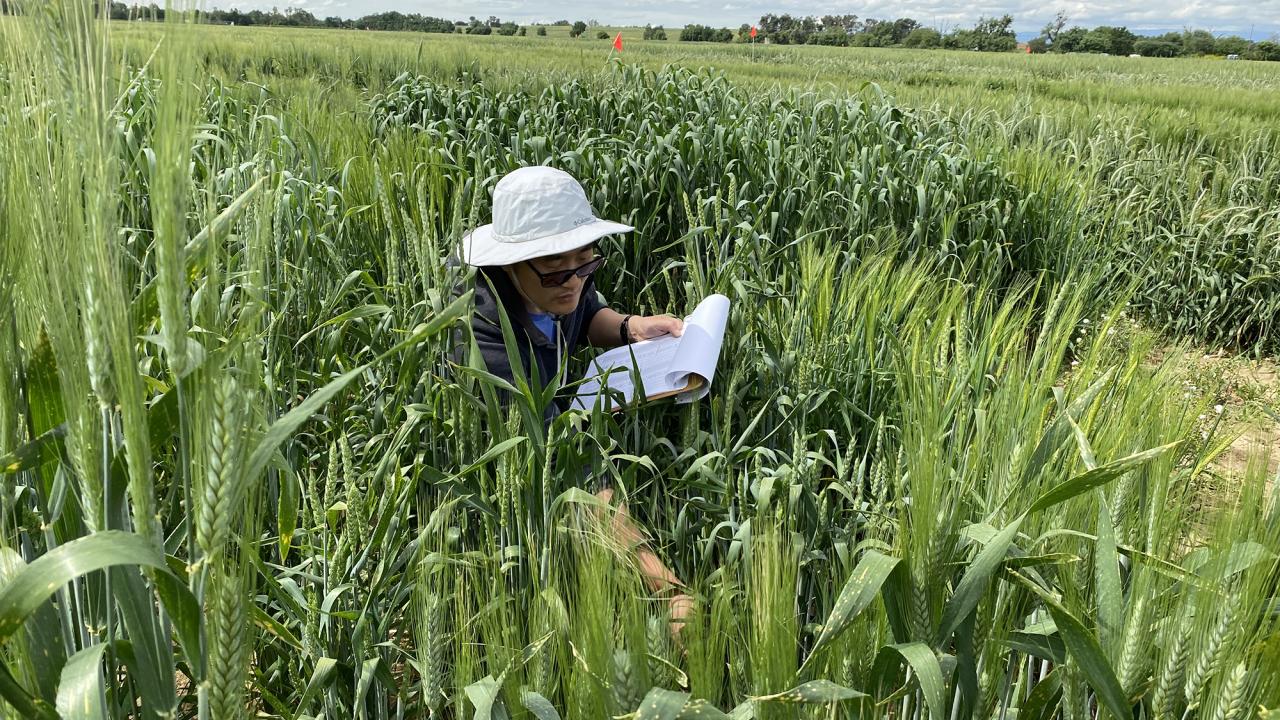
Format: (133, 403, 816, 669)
(463, 267, 605, 416)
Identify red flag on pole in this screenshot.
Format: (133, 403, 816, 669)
(749, 26, 757, 38)
(613, 32, 623, 51)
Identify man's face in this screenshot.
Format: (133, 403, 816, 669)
(507, 244, 597, 316)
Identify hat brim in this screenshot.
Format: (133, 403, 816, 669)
(460, 219, 634, 267)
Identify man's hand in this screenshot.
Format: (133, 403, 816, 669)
(629, 314, 684, 341)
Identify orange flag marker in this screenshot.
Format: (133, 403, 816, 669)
(613, 32, 623, 51)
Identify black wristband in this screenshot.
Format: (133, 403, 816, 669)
(620, 315, 633, 345)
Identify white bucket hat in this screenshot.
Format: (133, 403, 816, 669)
(461, 166, 633, 266)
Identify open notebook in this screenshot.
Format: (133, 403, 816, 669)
(571, 294, 731, 412)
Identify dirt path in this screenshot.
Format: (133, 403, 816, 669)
(1181, 350, 1279, 500)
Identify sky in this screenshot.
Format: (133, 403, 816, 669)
(206, 0, 1280, 39)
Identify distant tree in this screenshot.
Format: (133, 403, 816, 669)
(680, 24, 732, 42)
(820, 14, 860, 34)
(903, 27, 942, 48)
(517, 26, 526, 36)
(552, 19, 570, 25)
(1052, 26, 1088, 52)
(849, 17, 916, 46)
(1134, 39, 1180, 57)
(569, 20, 587, 37)
(536, 26, 547, 35)
(497, 21, 519, 35)
(465, 23, 491, 35)
(588, 18, 600, 27)
(946, 15, 1015, 52)
(811, 28, 848, 46)
(596, 29, 609, 39)
(643, 24, 667, 40)
(1081, 26, 1136, 55)
(1245, 40, 1280, 61)
(1042, 11, 1068, 45)
(1214, 35, 1249, 56)
(757, 13, 818, 44)
(1182, 29, 1216, 55)
(1027, 36, 1049, 53)
(974, 15, 1017, 51)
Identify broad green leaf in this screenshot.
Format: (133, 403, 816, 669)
(183, 175, 266, 256)
(293, 657, 338, 720)
(874, 644, 945, 720)
(279, 467, 299, 558)
(1021, 669, 1063, 720)
(635, 688, 690, 720)
(1061, 402, 1098, 471)
(1094, 493, 1123, 655)
(1015, 369, 1114, 490)
(152, 568, 203, 677)
(0, 661, 58, 720)
(549, 487, 608, 516)
(753, 679, 867, 704)
(294, 304, 392, 346)
(109, 566, 177, 716)
(244, 291, 472, 484)
(0, 531, 168, 642)
(1007, 632, 1066, 664)
(465, 675, 511, 720)
(56, 643, 109, 720)
(0, 547, 63, 703)
(801, 549, 899, 671)
(521, 689, 562, 720)
(936, 515, 1025, 645)
(677, 698, 731, 719)
(0, 423, 65, 476)
(460, 437, 528, 477)
(1008, 571, 1131, 720)
(355, 657, 385, 709)
(1027, 442, 1179, 515)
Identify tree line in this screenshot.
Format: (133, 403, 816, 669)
(1031, 13, 1278, 59)
(679, 12, 1278, 60)
(12, 3, 1275, 62)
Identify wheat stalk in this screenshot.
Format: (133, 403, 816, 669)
(197, 374, 243, 561)
(204, 566, 249, 720)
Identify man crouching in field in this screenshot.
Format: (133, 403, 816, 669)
(457, 165, 693, 631)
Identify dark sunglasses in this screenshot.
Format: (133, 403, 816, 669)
(525, 255, 606, 288)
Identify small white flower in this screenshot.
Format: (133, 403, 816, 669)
(1082, 319, 1091, 325)
(1201, 431, 1209, 440)
(1214, 404, 1224, 414)
(1071, 360, 1080, 367)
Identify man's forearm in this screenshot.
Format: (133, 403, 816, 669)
(588, 308, 628, 347)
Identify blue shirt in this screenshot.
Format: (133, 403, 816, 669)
(529, 312, 557, 344)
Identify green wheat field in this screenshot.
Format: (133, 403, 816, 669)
(1, 4, 1278, 719)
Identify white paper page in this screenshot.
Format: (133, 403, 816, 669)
(570, 335, 683, 411)
(572, 293, 732, 411)
(663, 294, 731, 402)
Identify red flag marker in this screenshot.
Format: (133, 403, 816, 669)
(749, 26, 757, 38)
(613, 32, 623, 51)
